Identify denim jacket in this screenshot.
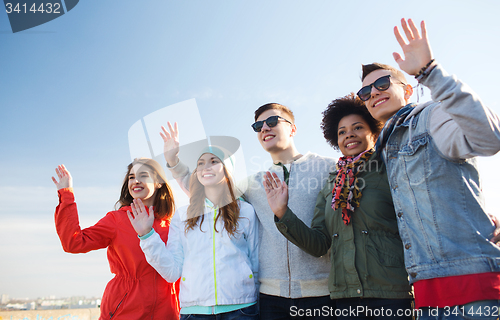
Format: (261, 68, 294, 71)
(381, 67, 500, 283)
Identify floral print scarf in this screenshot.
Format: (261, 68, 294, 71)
(331, 149, 374, 225)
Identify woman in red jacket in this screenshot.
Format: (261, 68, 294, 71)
(52, 158, 180, 320)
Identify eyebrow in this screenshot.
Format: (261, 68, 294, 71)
(129, 171, 150, 176)
(338, 122, 363, 131)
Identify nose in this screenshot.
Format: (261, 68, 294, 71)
(343, 127, 357, 138)
(260, 121, 271, 132)
(370, 84, 383, 98)
(199, 162, 213, 171)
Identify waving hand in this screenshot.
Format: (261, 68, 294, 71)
(127, 199, 155, 237)
(160, 121, 180, 167)
(263, 172, 289, 219)
(393, 18, 434, 76)
(52, 164, 73, 190)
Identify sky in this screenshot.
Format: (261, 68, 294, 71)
(1, 0, 500, 300)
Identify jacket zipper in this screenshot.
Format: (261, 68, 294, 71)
(287, 242, 291, 296)
(109, 292, 128, 319)
(212, 207, 218, 307)
(287, 163, 293, 296)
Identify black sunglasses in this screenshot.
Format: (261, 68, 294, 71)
(357, 75, 405, 101)
(251, 115, 292, 132)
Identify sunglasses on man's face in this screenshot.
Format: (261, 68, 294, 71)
(357, 75, 403, 101)
(251, 115, 292, 132)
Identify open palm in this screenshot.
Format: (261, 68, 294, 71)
(127, 199, 154, 237)
(52, 164, 73, 190)
(393, 18, 433, 76)
(160, 121, 180, 167)
(263, 172, 289, 219)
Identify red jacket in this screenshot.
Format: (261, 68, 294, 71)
(55, 188, 180, 320)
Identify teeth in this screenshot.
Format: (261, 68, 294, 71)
(264, 136, 274, 141)
(347, 142, 359, 148)
(375, 99, 387, 107)
(203, 174, 215, 177)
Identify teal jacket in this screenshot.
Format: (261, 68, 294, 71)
(275, 154, 412, 299)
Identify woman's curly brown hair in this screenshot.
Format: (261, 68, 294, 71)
(321, 93, 383, 150)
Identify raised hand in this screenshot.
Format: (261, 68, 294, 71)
(393, 18, 434, 76)
(263, 171, 289, 219)
(127, 199, 154, 237)
(160, 121, 180, 167)
(52, 164, 73, 190)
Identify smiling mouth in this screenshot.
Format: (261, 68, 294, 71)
(263, 135, 275, 141)
(132, 187, 144, 192)
(374, 98, 388, 107)
(346, 142, 360, 148)
(202, 174, 215, 178)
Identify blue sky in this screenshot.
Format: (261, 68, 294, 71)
(1, 1, 500, 299)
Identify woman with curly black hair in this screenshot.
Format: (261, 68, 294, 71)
(264, 93, 414, 320)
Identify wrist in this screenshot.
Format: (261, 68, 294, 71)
(138, 227, 153, 237)
(138, 228, 154, 240)
(274, 207, 287, 220)
(166, 157, 179, 168)
(415, 59, 436, 81)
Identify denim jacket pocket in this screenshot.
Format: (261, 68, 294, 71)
(398, 134, 429, 156)
(397, 134, 431, 185)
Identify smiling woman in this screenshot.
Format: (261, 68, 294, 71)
(51, 158, 180, 320)
(126, 164, 163, 207)
(337, 114, 376, 157)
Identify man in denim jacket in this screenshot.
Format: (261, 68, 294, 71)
(358, 18, 500, 318)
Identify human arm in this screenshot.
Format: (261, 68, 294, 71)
(267, 173, 332, 257)
(393, 18, 500, 158)
(424, 65, 500, 159)
(137, 204, 184, 283)
(52, 165, 115, 253)
(160, 122, 191, 196)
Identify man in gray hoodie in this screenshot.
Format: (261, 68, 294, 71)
(163, 103, 336, 319)
(247, 103, 336, 319)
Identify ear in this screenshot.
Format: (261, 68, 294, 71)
(403, 84, 413, 102)
(368, 132, 378, 149)
(290, 123, 297, 137)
